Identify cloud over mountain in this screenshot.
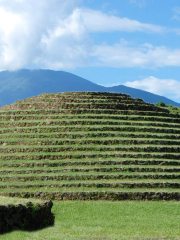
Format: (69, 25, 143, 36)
(0, 0, 178, 71)
(124, 76, 180, 100)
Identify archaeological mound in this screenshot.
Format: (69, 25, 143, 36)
(0, 92, 180, 201)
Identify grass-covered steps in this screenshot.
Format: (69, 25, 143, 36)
(0, 91, 180, 201)
(1, 92, 168, 112)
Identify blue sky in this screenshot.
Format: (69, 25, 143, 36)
(0, 0, 180, 102)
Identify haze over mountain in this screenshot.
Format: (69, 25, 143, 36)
(0, 69, 180, 108)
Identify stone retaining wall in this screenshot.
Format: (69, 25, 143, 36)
(1, 191, 180, 201)
(0, 200, 54, 234)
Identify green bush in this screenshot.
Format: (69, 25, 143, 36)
(156, 101, 166, 107)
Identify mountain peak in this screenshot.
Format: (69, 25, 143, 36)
(0, 69, 180, 108)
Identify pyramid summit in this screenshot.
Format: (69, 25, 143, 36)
(0, 91, 180, 200)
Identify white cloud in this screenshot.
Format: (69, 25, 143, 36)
(0, 0, 178, 71)
(36, 8, 93, 69)
(0, 0, 92, 70)
(124, 76, 180, 99)
(92, 41, 180, 68)
(81, 8, 164, 33)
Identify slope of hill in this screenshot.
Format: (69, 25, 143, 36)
(0, 69, 180, 107)
(0, 91, 180, 201)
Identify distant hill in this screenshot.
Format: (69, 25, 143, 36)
(0, 69, 179, 108)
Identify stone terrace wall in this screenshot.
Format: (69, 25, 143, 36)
(0, 200, 54, 234)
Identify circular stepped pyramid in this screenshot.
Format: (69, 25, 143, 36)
(0, 91, 180, 201)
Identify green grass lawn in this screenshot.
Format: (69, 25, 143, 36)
(1, 201, 180, 240)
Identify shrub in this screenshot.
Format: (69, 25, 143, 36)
(156, 101, 166, 107)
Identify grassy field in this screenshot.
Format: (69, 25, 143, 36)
(1, 201, 180, 240)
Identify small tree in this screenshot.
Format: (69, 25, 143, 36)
(156, 101, 166, 107)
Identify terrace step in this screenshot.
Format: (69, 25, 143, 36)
(1, 132, 180, 140)
(1, 145, 180, 154)
(18, 94, 133, 102)
(16, 99, 145, 105)
(0, 165, 180, 175)
(1, 114, 180, 124)
(0, 109, 173, 117)
(1, 191, 180, 201)
(1, 152, 180, 160)
(1, 159, 180, 168)
(1, 138, 180, 146)
(1, 173, 180, 182)
(2, 103, 165, 112)
(1, 119, 180, 129)
(1, 126, 180, 134)
(27, 92, 132, 98)
(1, 181, 180, 189)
